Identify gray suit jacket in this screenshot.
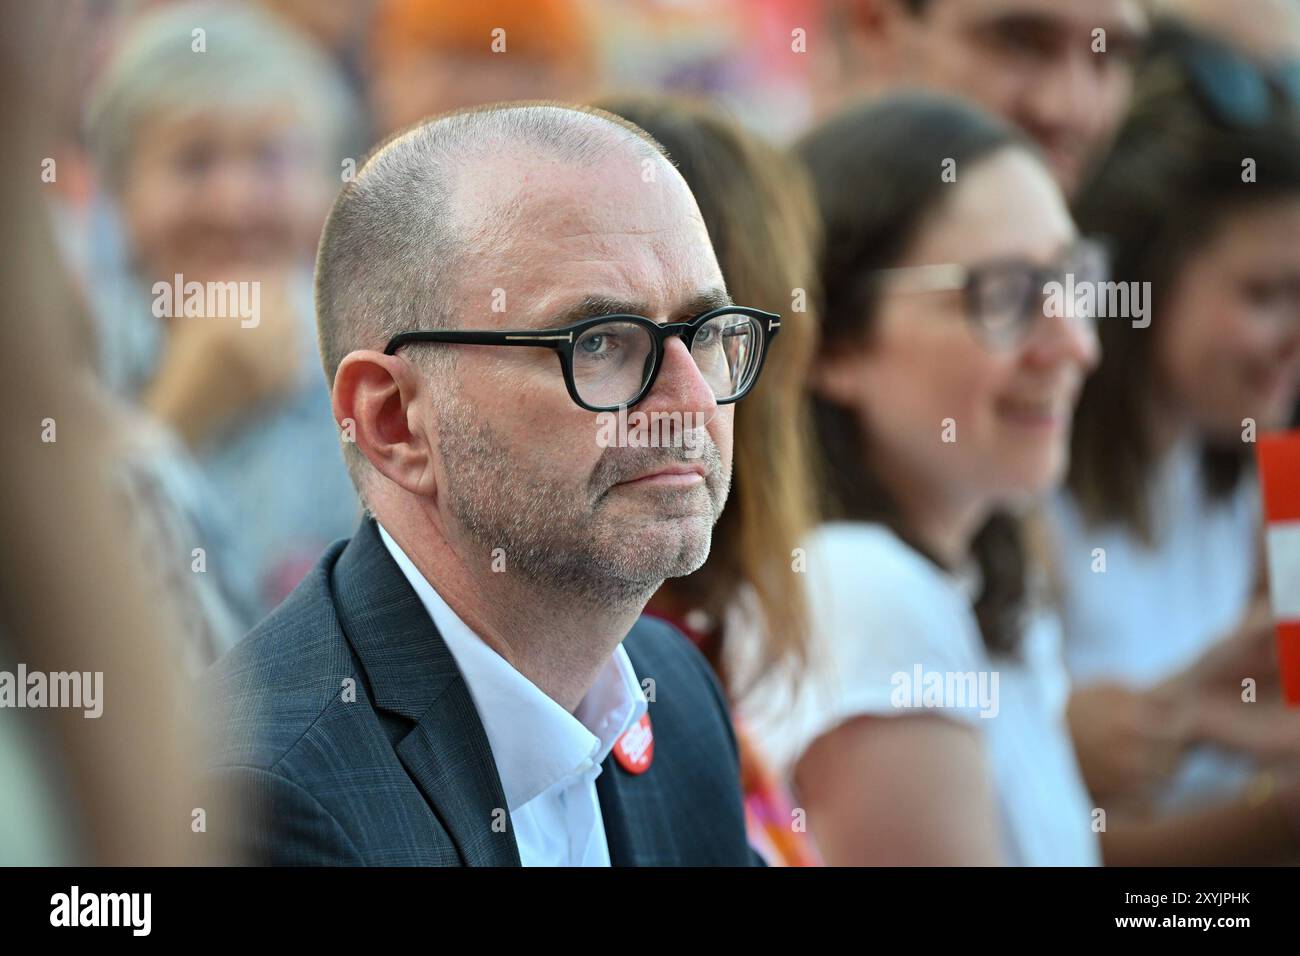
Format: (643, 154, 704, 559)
(202, 518, 760, 865)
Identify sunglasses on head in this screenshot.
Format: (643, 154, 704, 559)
(1149, 22, 1300, 128)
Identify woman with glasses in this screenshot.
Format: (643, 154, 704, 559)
(740, 93, 1103, 865)
(1048, 20, 1300, 864)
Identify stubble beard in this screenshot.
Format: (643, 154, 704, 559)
(436, 398, 729, 610)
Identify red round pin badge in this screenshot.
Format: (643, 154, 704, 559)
(613, 713, 654, 774)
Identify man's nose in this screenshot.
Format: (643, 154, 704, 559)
(1026, 49, 1105, 136)
(639, 336, 720, 426)
(205, 157, 271, 220)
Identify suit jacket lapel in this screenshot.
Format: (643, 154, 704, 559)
(597, 750, 678, 866)
(332, 518, 521, 866)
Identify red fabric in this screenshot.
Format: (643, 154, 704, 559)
(1257, 429, 1300, 705)
(1258, 429, 1300, 522)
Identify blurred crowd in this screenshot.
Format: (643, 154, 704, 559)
(4, 0, 1300, 866)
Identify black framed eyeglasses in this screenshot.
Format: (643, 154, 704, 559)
(384, 305, 781, 412)
(868, 236, 1110, 349)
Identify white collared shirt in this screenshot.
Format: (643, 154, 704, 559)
(377, 523, 647, 866)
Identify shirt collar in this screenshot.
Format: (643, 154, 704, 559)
(376, 523, 647, 811)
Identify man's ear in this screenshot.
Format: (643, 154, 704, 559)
(332, 350, 438, 498)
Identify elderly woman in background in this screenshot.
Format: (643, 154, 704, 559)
(83, 2, 364, 619)
(593, 93, 824, 865)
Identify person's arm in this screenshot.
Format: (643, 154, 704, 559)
(143, 274, 301, 448)
(1162, 595, 1278, 701)
(1159, 594, 1300, 765)
(792, 713, 1004, 866)
(1067, 682, 1192, 806)
(1186, 698, 1300, 765)
(1068, 594, 1286, 806)
(1100, 772, 1300, 866)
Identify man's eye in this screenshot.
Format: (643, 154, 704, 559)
(984, 20, 1060, 60)
(579, 333, 615, 354)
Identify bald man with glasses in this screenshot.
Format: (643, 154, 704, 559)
(203, 103, 776, 866)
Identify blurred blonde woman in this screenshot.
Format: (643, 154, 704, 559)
(593, 94, 823, 865)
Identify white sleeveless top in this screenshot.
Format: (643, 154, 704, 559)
(736, 522, 1101, 866)
(1046, 436, 1261, 808)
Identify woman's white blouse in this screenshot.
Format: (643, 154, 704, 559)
(1046, 436, 1261, 808)
(736, 522, 1101, 866)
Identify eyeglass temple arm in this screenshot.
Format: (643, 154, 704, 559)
(386, 310, 783, 354)
(871, 264, 968, 294)
(384, 329, 574, 354)
(722, 319, 781, 337)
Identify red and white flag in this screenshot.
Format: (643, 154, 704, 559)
(1258, 429, 1300, 706)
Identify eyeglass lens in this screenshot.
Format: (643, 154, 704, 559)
(570, 312, 763, 407)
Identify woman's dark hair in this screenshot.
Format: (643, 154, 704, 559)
(797, 91, 1034, 656)
(1068, 20, 1300, 541)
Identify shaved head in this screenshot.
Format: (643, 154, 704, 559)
(313, 102, 673, 488)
